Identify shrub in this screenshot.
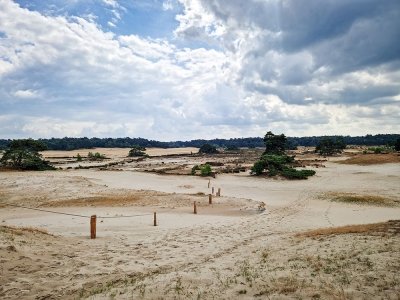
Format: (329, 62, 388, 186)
(200, 164, 212, 176)
(128, 145, 147, 157)
(88, 152, 106, 160)
(316, 137, 346, 156)
(76, 153, 82, 161)
(251, 160, 265, 175)
(199, 144, 218, 154)
(281, 168, 316, 179)
(191, 165, 200, 175)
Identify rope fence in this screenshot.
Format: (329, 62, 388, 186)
(2, 182, 235, 239)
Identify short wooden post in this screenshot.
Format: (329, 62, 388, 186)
(217, 188, 221, 197)
(212, 187, 214, 195)
(153, 212, 157, 226)
(209, 194, 212, 204)
(194, 201, 197, 214)
(90, 215, 96, 239)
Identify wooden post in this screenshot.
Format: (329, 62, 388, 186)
(217, 188, 221, 197)
(208, 179, 210, 188)
(209, 194, 212, 204)
(194, 201, 197, 214)
(212, 187, 214, 195)
(153, 212, 157, 226)
(90, 215, 96, 239)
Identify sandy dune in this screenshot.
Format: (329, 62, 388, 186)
(0, 152, 399, 299)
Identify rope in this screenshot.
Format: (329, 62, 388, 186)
(4, 203, 90, 218)
(99, 213, 154, 219)
(3, 203, 171, 219)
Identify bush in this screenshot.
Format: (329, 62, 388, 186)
(281, 168, 316, 179)
(191, 165, 200, 175)
(251, 160, 265, 175)
(200, 164, 212, 176)
(88, 152, 106, 160)
(128, 145, 147, 157)
(367, 146, 393, 154)
(76, 153, 82, 161)
(316, 137, 346, 156)
(199, 144, 218, 154)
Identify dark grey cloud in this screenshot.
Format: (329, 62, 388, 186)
(177, 0, 400, 107)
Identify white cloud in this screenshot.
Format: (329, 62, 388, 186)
(14, 89, 39, 99)
(0, 0, 399, 140)
(162, 0, 174, 11)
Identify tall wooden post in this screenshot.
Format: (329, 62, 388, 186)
(217, 188, 221, 197)
(209, 194, 212, 204)
(208, 179, 210, 188)
(194, 201, 197, 214)
(154, 212, 157, 226)
(90, 215, 96, 239)
(212, 187, 214, 195)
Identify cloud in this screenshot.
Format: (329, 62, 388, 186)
(176, 0, 400, 104)
(14, 89, 39, 99)
(162, 0, 174, 11)
(0, 0, 399, 140)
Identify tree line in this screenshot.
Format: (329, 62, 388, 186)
(0, 134, 399, 151)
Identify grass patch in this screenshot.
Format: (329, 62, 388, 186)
(296, 220, 399, 238)
(337, 153, 400, 165)
(0, 225, 52, 236)
(322, 192, 398, 207)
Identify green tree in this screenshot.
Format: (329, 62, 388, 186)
(199, 144, 218, 154)
(0, 139, 55, 170)
(315, 137, 346, 156)
(251, 131, 315, 180)
(128, 145, 147, 157)
(263, 131, 287, 155)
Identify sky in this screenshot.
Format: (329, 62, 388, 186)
(0, 0, 399, 140)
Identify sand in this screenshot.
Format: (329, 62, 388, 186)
(0, 150, 399, 299)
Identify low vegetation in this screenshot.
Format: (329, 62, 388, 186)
(128, 145, 147, 157)
(337, 153, 400, 165)
(251, 131, 316, 179)
(296, 220, 399, 238)
(315, 137, 346, 156)
(198, 144, 219, 154)
(191, 164, 213, 176)
(322, 192, 398, 206)
(87, 151, 106, 161)
(0, 139, 55, 171)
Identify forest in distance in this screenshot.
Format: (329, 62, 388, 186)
(0, 134, 399, 151)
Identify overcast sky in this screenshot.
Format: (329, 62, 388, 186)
(0, 0, 399, 140)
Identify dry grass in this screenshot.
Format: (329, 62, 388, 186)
(43, 192, 151, 207)
(0, 225, 52, 236)
(337, 153, 400, 165)
(322, 192, 398, 206)
(296, 220, 400, 238)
